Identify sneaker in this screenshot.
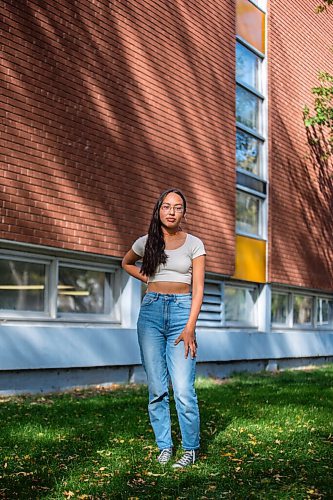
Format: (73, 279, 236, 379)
(157, 448, 173, 465)
(172, 449, 197, 468)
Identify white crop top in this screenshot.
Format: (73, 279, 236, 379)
(132, 233, 206, 285)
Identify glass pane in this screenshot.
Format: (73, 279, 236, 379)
(237, 171, 265, 192)
(57, 267, 106, 314)
(225, 285, 257, 324)
(293, 295, 313, 325)
(236, 42, 261, 90)
(236, 0, 265, 54)
(0, 259, 45, 311)
(271, 293, 288, 324)
(236, 129, 261, 175)
(317, 298, 333, 325)
(236, 86, 260, 131)
(236, 190, 261, 235)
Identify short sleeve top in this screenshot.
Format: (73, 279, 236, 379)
(132, 233, 206, 285)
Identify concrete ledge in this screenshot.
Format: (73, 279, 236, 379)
(1, 325, 332, 371)
(1, 358, 332, 395)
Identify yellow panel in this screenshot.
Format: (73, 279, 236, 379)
(233, 235, 266, 283)
(236, 0, 266, 54)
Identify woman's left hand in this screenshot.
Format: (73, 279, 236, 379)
(174, 326, 197, 359)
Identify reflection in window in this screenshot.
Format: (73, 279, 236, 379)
(225, 285, 257, 325)
(236, 85, 260, 131)
(236, 42, 261, 90)
(0, 259, 45, 311)
(236, 129, 261, 175)
(57, 267, 107, 314)
(317, 298, 333, 326)
(293, 295, 313, 325)
(236, 190, 261, 235)
(271, 292, 288, 325)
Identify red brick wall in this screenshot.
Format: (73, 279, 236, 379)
(1, 0, 236, 275)
(268, 0, 333, 291)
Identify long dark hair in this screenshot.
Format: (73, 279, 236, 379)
(140, 188, 187, 277)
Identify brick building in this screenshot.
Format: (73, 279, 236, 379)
(1, 0, 332, 392)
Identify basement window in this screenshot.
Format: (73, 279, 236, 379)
(0, 251, 119, 322)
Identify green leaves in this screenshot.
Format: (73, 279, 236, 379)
(304, 72, 333, 127)
(316, 0, 333, 13)
(303, 71, 333, 164)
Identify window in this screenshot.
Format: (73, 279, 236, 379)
(236, 190, 262, 235)
(236, 1, 266, 240)
(236, 42, 261, 90)
(58, 266, 111, 315)
(0, 252, 118, 321)
(236, 129, 261, 175)
(271, 292, 289, 325)
(198, 280, 258, 328)
(0, 258, 47, 312)
(271, 289, 333, 329)
(317, 297, 333, 326)
(293, 294, 313, 326)
(236, 85, 261, 131)
(225, 284, 257, 326)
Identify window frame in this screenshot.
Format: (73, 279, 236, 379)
(236, 83, 263, 133)
(236, 39, 265, 140)
(198, 279, 259, 329)
(0, 251, 51, 319)
(56, 260, 117, 321)
(235, 187, 265, 238)
(292, 293, 314, 329)
(236, 127, 265, 177)
(236, 40, 262, 92)
(316, 296, 333, 327)
(0, 250, 120, 323)
(270, 290, 292, 328)
(271, 288, 333, 330)
(235, 35, 267, 240)
(224, 281, 258, 327)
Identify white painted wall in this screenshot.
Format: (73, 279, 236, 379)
(0, 324, 332, 371)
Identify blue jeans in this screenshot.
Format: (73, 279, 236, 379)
(137, 292, 200, 451)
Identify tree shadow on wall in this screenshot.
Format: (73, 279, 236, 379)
(300, 123, 333, 279)
(285, 158, 333, 289)
(1, 0, 236, 267)
(269, 101, 333, 290)
(304, 123, 333, 214)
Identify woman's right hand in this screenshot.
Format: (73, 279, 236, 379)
(174, 325, 197, 359)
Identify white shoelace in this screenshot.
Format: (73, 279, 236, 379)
(172, 450, 196, 468)
(157, 448, 172, 464)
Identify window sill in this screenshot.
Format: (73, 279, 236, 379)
(0, 317, 122, 327)
(271, 327, 333, 334)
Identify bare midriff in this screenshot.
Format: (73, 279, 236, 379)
(147, 281, 191, 294)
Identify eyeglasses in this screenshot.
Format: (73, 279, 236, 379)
(160, 203, 184, 213)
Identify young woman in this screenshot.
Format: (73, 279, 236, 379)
(122, 188, 206, 468)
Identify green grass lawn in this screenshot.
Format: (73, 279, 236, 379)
(0, 365, 332, 499)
